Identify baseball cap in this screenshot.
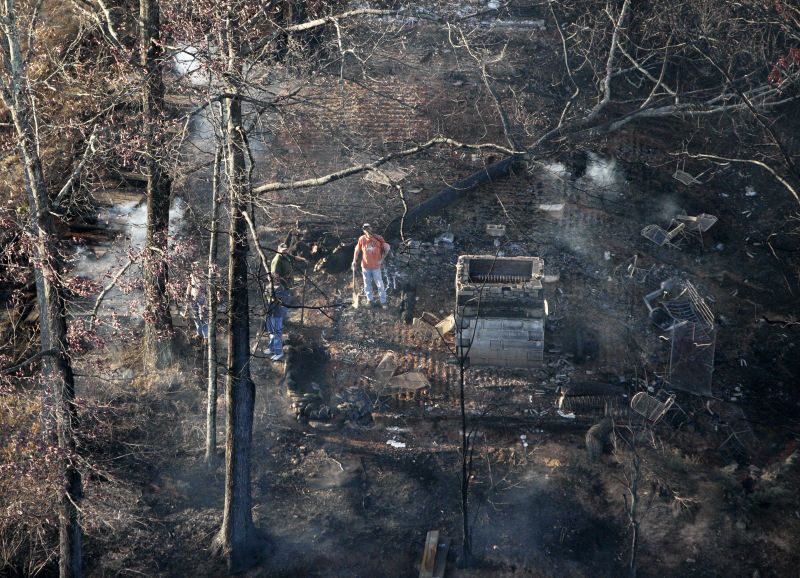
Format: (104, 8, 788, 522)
(362, 223, 372, 231)
(278, 243, 288, 250)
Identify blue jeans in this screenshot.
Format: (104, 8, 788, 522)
(265, 315, 284, 356)
(362, 267, 386, 304)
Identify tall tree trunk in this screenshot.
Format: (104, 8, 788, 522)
(140, 0, 174, 370)
(0, 1, 82, 575)
(205, 143, 221, 465)
(212, 13, 265, 571)
(459, 362, 472, 565)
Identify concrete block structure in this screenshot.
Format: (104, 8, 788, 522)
(455, 255, 546, 368)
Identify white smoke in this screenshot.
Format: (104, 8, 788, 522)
(174, 46, 210, 86)
(585, 153, 620, 188)
(71, 197, 189, 316)
(543, 162, 570, 179)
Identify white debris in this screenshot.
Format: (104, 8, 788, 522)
(557, 409, 576, 419)
(386, 440, 406, 448)
(486, 224, 506, 237)
(745, 186, 757, 197)
(538, 203, 565, 213)
(435, 314, 456, 335)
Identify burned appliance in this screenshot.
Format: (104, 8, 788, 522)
(455, 255, 546, 368)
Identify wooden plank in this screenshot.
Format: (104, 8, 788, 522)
(419, 530, 439, 578)
(432, 536, 450, 578)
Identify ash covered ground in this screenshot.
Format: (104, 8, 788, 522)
(71, 146, 800, 577)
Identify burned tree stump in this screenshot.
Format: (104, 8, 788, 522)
(586, 417, 614, 462)
(398, 282, 417, 324)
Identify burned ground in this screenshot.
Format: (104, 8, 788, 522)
(2, 3, 799, 577)
(62, 139, 800, 577)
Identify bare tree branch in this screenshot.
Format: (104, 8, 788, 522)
(587, 0, 630, 121)
(252, 137, 520, 194)
(89, 257, 134, 328)
(52, 131, 98, 213)
(689, 153, 800, 205)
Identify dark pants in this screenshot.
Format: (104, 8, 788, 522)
(265, 315, 284, 356)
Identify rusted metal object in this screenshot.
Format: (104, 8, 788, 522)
(557, 383, 626, 416)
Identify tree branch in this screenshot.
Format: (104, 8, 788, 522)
(252, 137, 519, 194)
(549, 0, 580, 128)
(689, 153, 800, 206)
(52, 131, 98, 213)
(241, 8, 400, 58)
(89, 257, 134, 327)
(1, 348, 57, 375)
(587, 0, 630, 121)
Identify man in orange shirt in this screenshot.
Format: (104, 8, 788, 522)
(352, 223, 391, 308)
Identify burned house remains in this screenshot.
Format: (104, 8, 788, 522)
(455, 255, 546, 368)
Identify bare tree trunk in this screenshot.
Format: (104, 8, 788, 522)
(205, 144, 221, 466)
(212, 13, 265, 571)
(0, 2, 82, 575)
(140, 0, 174, 371)
(459, 361, 472, 565)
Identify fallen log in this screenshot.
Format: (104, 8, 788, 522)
(382, 154, 522, 239)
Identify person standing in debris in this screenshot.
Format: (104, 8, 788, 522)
(271, 242, 308, 321)
(352, 223, 390, 308)
(271, 243, 296, 289)
(264, 281, 290, 361)
(185, 270, 208, 341)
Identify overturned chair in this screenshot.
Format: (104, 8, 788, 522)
(630, 391, 675, 424)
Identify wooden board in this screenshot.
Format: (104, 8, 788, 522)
(433, 536, 450, 578)
(419, 530, 439, 578)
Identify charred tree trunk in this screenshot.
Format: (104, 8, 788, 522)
(212, 14, 266, 572)
(459, 361, 472, 566)
(140, 0, 174, 370)
(205, 144, 221, 466)
(0, 2, 82, 575)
